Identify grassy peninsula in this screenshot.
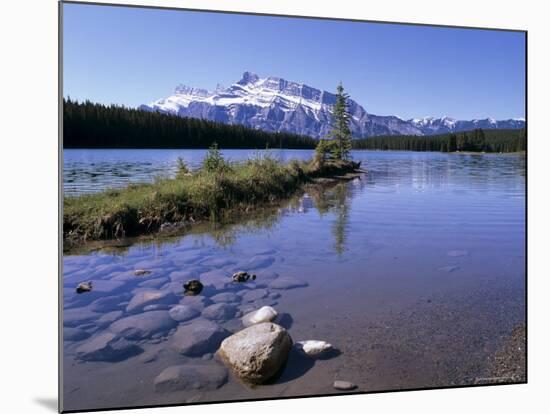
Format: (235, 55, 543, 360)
(63, 146, 361, 247)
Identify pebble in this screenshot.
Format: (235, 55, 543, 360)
(296, 340, 333, 356)
(242, 306, 278, 327)
(268, 276, 308, 290)
(333, 380, 357, 391)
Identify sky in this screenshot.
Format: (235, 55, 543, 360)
(63, 2, 526, 120)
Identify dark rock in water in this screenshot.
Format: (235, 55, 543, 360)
(183, 279, 203, 296)
(172, 319, 230, 356)
(76, 281, 93, 294)
(268, 276, 308, 290)
(218, 322, 292, 384)
(168, 304, 200, 322)
(333, 380, 357, 391)
(109, 311, 177, 340)
(75, 332, 142, 362)
(126, 289, 177, 313)
(63, 327, 91, 342)
(232, 271, 256, 283)
(201, 303, 237, 321)
(134, 269, 152, 276)
(154, 361, 228, 392)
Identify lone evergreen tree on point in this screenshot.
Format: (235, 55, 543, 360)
(329, 82, 353, 160)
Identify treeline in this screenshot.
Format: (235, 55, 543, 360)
(352, 128, 526, 153)
(63, 99, 317, 149)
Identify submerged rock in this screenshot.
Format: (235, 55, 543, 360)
(63, 327, 91, 342)
(109, 311, 176, 340)
(183, 279, 203, 296)
(268, 277, 308, 290)
(333, 380, 357, 391)
(172, 319, 230, 356)
(75, 332, 142, 362)
(126, 289, 177, 313)
(210, 292, 240, 304)
(218, 322, 292, 384)
(154, 361, 228, 393)
(179, 295, 209, 311)
(200, 270, 231, 290)
(97, 310, 124, 327)
(63, 306, 100, 327)
(240, 289, 268, 303)
(296, 340, 333, 356)
(253, 271, 280, 288)
(76, 281, 93, 294)
(168, 304, 200, 322)
(138, 278, 168, 289)
(201, 303, 237, 321)
(241, 306, 278, 327)
(89, 295, 129, 312)
(244, 255, 275, 270)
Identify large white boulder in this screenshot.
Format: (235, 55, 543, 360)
(218, 322, 292, 384)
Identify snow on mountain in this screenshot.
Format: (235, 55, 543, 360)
(140, 71, 525, 138)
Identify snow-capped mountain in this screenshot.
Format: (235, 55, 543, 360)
(140, 71, 525, 138)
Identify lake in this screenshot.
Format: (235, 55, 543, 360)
(62, 149, 526, 411)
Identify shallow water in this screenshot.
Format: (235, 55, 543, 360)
(62, 150, 525, 411)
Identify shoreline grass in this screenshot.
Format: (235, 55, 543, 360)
(63, 152, 361, 248)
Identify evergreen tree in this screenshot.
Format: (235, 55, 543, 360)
(328, 83, 352, 160)
(448, 133, 457, 152)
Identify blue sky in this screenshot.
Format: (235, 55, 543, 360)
(63, 2, 525, 120)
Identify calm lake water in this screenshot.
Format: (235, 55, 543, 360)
(63, 149, 526, 411)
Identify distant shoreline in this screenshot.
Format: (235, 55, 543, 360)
(63, 146, 526, 155)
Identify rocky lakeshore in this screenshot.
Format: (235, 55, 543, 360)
(63, 240, 356, 411)
(62, 151, 526, 411)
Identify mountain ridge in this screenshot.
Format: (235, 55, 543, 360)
(140, 71, 525, 138)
